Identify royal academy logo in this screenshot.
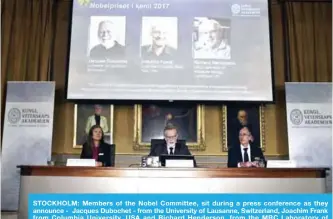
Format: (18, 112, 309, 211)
(290, 109, 303, 125)
(231, 4, 241, 14)
(77, 0, 91, 6)
(8, 108, 21, 124)
(230, 3, 261, 17)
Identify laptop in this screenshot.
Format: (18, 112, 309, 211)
(159, 154, 195, 168)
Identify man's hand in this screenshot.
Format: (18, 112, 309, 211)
(251, 161, 260, 167)
(239, 162, 254, 168)
(244, 162, 253, 167)
(95, 161, 103, 167)
(239, 162, 252, 167)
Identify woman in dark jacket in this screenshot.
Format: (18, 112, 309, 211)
(80, 125, 115, 167)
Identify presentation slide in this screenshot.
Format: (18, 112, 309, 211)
(66, 0, 274, 101)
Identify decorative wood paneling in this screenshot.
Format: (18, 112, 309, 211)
(19, 166, 327, 178)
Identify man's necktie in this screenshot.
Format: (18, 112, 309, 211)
(169, 147, 174, 155)
(243, 148, 249, 162)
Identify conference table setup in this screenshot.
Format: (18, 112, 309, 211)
(17, 166, 328, 217)
(1, 0, 332, 218)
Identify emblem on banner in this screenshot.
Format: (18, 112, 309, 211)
(8, 108, 21, 124)
(290, 109, 303, 125)
(231, 4, 241, 14)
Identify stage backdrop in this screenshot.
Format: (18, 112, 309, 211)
(285, 82, 332, 167)
(1, 82, 55, 211)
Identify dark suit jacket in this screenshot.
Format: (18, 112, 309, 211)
(227, 144, 266, 168)
(80, 142, 115, 167)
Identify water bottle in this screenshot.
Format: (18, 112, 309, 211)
(255, 157, 265, 168)
(254, 157, 260, 167)
(259, 159, 266, 168)
(141, 156, 147, 167)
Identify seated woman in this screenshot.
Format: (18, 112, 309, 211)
(80, 125, 115, 167)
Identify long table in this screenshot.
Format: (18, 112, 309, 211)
(18, 166, 327, 218)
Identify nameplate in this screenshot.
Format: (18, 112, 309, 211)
(267, 160, 297, 168)
(165, 159, 194, 168)
(66, 159, 96, 167)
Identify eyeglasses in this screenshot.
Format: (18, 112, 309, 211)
(165, 135, 177, 139)
(239, 133, 250, 137)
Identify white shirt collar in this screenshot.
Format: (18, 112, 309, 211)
(241, 144, 250, 150)
(167, 144, 175, 154)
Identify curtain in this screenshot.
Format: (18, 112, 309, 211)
(286, 2, 332, 82)
(1, 0, 55, 129)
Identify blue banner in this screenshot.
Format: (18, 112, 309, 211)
(29, 194, 331, 218)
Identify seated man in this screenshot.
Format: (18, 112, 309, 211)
(227, 127, 266, 168)
(149, 124, 192, 156)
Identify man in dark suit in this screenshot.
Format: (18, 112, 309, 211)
(149, 124, 192, 156)
(227, 127, 266, 168)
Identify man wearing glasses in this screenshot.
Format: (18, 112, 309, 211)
(141, 23, 176, 59)
(227, 127, 266, 168)
(149, 124, 192, 156)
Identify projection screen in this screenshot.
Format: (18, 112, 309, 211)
(66, 0, 274, 101)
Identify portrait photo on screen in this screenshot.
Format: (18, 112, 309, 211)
(67, 0, 273, 101)
(88, 16, 126, 59)
(140, 17, 178, 59)
(192, 17, 231, 60)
